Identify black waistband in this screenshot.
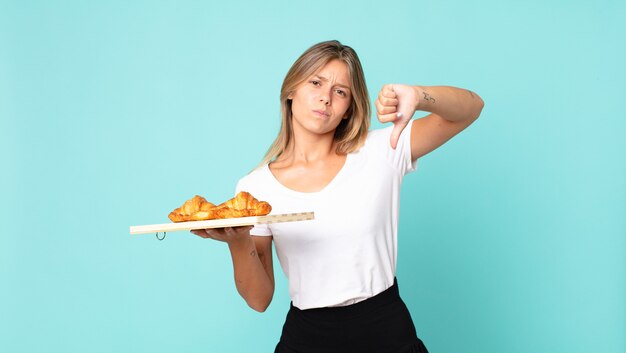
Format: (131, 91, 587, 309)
(289, 278, 400, 321)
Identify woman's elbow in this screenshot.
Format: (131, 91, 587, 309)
(246, 292, 273, 312)
(475, 95, 485, 117)
(250, 303, 269, 313)
(248, 298, 272, 312)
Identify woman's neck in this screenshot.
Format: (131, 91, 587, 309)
(280, 128, 337, 165)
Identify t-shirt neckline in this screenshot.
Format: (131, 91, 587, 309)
(264, 153, 352, 197)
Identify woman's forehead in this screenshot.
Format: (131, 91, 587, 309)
(313, 60, 351, 87)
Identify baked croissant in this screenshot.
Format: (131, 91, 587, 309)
(212, 191, 273, 219)
(168, 192, 271, 222)
(168, 195, 217, 222)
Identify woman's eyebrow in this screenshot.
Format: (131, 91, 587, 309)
(314, 74, 351, 90)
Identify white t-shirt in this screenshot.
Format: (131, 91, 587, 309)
(236, 123, 417, 310)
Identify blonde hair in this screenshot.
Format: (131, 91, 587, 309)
(260, 40, 370, 166)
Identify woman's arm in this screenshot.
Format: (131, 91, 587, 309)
(191, 227, 275, 312)
(376, 84, 484, 160)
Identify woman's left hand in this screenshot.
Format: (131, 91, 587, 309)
(190, 226, 254, 245)
(375, 84, 419, 149)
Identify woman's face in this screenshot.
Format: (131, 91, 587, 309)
(289, 59, 352, 138)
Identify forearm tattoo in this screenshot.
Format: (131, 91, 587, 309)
(422, 92, 436, 103)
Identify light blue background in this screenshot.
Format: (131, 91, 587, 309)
(1, 1, 624, 352)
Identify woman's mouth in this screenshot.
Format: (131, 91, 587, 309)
(313, 110, 330, 118)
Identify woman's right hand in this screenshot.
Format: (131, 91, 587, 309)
(190, 225, 254, 245)
(375, 84, 420, 150)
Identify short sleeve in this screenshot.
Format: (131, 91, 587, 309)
(367, 122, 417, 176)
(235, 179, 273, 236)
(395, 121, 417, 175)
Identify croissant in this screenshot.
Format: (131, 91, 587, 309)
(212, 191, 273, 219)
(168, 192, 272, 222)
(168, 195, 217, 222)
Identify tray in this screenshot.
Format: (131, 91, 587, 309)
(130, 212, 314, 235)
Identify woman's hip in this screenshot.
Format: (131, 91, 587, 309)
(275, 279, 428, 353)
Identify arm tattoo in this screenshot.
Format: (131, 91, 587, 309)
(422, 92, 436, 103)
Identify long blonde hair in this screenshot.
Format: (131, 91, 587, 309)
(260, 40, 370, 166)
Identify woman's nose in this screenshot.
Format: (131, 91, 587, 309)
(320, 93, 330, 105)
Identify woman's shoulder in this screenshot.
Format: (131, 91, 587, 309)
(236, 164, 271, 191)
(359, 124, 416, 174)
(239, 164, 269, 182)
(362, 125, 395, 149)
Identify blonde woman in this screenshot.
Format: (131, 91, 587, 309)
(192, 40, 484, 352)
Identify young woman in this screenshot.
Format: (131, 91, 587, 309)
(192, 40, 484, 353)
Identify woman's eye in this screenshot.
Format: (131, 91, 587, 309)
(336, 90, 346, 97)
(311, 80, 320, 86)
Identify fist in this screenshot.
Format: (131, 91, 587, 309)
(375, 84, 418, 149)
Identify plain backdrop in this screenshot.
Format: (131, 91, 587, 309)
(1, 1, 624, 352)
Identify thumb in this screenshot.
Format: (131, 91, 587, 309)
(390, 113, 411, 149)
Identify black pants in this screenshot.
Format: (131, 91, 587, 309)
(274, 279, 429, 353)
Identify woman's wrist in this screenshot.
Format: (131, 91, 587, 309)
(225, 229, 253, 251)
(413, 85, 423, 111)
(413, 85, 436, 112)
